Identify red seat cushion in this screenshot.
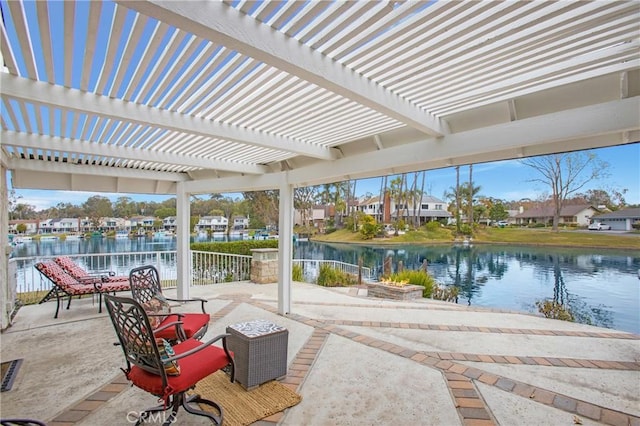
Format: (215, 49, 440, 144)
(99, 281, 131, 293)
(154, 313, 210, 340)
(127, 338, 231, 397)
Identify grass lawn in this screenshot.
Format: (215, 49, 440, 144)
(312, 227, 640, 250)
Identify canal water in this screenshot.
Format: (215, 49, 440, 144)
(10, 237, 640, 334)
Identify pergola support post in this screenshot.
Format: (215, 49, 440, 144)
(277, 180, 293, 315)
(176, 182, 190, 300)
(1, 163, 13, 330)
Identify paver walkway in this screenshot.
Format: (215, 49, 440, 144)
(41, 292, 640, 426)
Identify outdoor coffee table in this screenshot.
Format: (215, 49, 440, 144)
(226, 319, 288, 390)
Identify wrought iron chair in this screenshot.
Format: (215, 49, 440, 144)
(104, 294, 234, 426)
(0, 420, 47, 426)
(129, 265, 209, 341)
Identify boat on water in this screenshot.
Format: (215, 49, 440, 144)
(39, 235, 58, 242)
(64, 234, 82, 241)
(153, 231, 174, 239)
(115, 230, 130, 239)
(11, 237, 24, 245)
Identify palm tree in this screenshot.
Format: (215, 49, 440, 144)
(455, 166, 461, 233)
(468, 165, 473, 225)
(460, 182, 483, 224)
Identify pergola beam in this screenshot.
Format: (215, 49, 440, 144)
(1, 129, 268, 175)
(185, 97, 640, 193)
(117, 0, 448, 137)
(1, 74, 339, 161)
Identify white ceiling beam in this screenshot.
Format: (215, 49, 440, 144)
(6, 156, 187, 181)
(116, 0, 448, 137)
(186, 170, 284, 194)
(11, 168, 178, 194)
(287, 97, 640, 185)
(185, 97, 639, 192)
(1, 74, 338, 161)
(1, 130, 269, 175)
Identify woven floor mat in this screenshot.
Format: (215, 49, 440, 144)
(192, 371, 301, 426)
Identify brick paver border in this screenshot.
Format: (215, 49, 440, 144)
(48, 294, 639, 426)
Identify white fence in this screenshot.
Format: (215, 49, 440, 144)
(191, 250, 252, 285)
(11, 251, 251, 295)
(293, 259, 372, 283)
(10, 251, 370, 297)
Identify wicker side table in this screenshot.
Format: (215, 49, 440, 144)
(226, 319, 288, 390)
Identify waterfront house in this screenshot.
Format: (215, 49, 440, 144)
(129, 216, 156, 231)
(390, 195, 451, 225)
(102, 217, 126, 232)
(196, 216, 228, 233)
(232, 216, 249, 230)
(163, 216, 177, 231)
(357, 195, 385, 222)
(358, 194, 451, 225)
(589, 207, 640, 231)
(7, 220, 39, 235)
(515, 204, 599, 226)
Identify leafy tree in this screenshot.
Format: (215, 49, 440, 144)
(16, 223, 27, 233)
(114, 197, 136, 218)
(243, 190, 279, 229)
(575, 188, 628, 210)
(521, 152, 609, 231)
(488, 203, 509, 222)
(83, 195, 113, 220)
(50, 202, 83, 218)
(10, 203, 37, 220)
(154, 207, 176, 219)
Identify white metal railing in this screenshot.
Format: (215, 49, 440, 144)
(191, 250, 252, 285)
(11, 252, 178, 294)
(10, 251, 369, 297)
(293, 259, 372, 283)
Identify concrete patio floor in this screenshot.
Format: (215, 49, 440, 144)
(1, 281, 638, 426)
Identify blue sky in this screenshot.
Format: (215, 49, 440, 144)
(9, 143, 639, 211)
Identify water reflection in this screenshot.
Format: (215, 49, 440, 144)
(10, 238, 639, 333)
(295, 242, 638, 334)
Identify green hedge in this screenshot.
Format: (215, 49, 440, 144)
(190, 239, 278, 256)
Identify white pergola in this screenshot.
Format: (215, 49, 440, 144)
(1, 0, 639, 327)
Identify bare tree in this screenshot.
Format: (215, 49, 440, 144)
(521, 152, 609, 231)
(294, 186, 319, 227)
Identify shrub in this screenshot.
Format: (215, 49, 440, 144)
(190, 240, 277, 256)
(535, 300, 574, 322)
(317, 264, 356, 287)
(528, 223, 546, 228)
(424, 221, 440, 232)
(292, 263, 304, 282)
(460, 224, 473, 236)
(389, 269, 435, 297)
(359, 215, 379, 240)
